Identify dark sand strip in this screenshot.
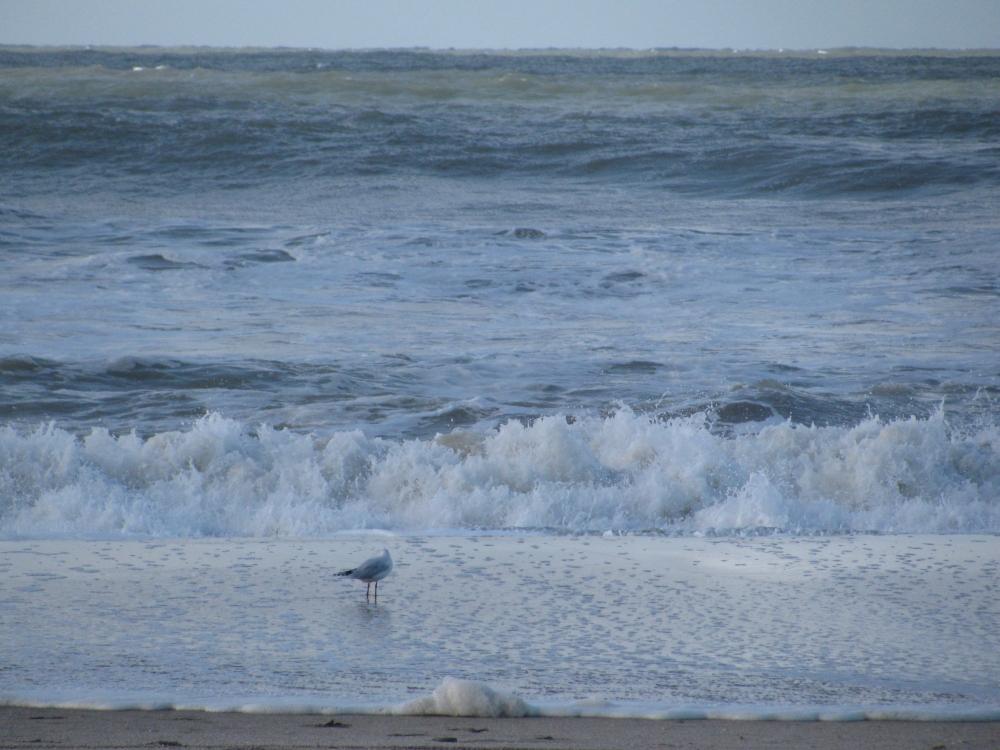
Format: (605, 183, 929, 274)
(3, 708, 999, 750)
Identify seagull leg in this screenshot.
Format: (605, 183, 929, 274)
(366, 582, 371, 599)
(374, 581, 378, 600)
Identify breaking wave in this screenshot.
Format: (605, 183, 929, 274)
(1, 408, 998, 538)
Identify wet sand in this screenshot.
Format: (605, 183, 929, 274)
(3, 707, 999, 750)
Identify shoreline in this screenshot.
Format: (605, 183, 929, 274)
(4, 696, 1000, 723)
(3, 707, 999, 750)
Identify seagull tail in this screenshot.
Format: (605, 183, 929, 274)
(335, 568, 355, 577)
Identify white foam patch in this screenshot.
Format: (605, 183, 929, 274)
(537, 704, 1000, 722)
(1, 408, 998, 537)
(392, 677, 535, 718)
(5, 691, 999, 723)
(0, 691, 380, 714)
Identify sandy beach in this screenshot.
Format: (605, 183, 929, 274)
(2, 707, 999, 750)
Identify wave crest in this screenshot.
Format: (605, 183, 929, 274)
(1, 409, 997, 537)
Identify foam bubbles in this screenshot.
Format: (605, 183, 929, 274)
(1, 408, 997, 537)
(393, 677, 534, 718)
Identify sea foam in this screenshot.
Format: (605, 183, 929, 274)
(1, 408, 997, 538)
(392, 677, 534, 718)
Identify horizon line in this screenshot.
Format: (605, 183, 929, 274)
(3, 44, 1000, 56)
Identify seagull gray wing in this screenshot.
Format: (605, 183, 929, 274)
(338, 549, 392, 582)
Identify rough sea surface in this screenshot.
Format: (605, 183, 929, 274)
(2, 48, 999, 537)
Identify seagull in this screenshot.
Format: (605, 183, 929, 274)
(336, 549, 393, 600)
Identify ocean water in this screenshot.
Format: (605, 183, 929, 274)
(1, 47, 999, 716)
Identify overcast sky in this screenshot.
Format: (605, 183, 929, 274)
(1, 0, 998, 50)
